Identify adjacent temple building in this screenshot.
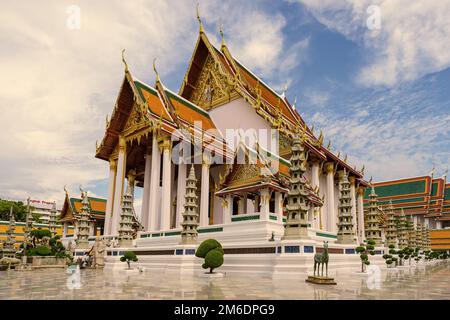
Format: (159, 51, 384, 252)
(94, 14, 370, 251)
(363, 173, 449, 229)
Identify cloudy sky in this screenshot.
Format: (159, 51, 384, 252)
(1, 0, 449, 207)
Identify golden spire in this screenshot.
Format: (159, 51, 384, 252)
(344, 154, 348, 163)
(317, 130, 323, 147)
(153, 58, 160, 84)
(63, 185, 68, 196)
(196, 3, 204, 33)
(326, 139, 332, 150)
(121, 49, 129, 72)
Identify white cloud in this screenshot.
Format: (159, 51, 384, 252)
(309, 94, 450, 181)
(0, 0, 303, 205)
(203, 1, 309, 89)
(292, 0, 450, 86)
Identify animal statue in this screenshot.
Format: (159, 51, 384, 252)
(314, 241, 329, 277)
(0, 257, 22, 269)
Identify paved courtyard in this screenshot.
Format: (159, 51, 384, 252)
(1, 261, 450, 300)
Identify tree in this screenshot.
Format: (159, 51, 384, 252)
(120, 251, 138, 270)
(355, 240, 375, 273)
(195, 239, 224, 273)
(0, 199, 40, 222)
(382, 254, 394, 268)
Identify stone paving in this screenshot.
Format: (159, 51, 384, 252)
(1, 261, 450, 300)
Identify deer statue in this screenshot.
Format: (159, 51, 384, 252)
(314, 241, 329, 277)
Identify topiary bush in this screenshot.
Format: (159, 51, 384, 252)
(120, 251, 138, 269)
(33, 245, 52, 256)
(195, 239, 224, 273)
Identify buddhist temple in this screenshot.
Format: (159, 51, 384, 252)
(94, 15, 370, 252)
(59, 188, 107, 237)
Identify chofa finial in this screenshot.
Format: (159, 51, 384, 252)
(219, 24, 225, 47)
(121, 49, 129, 72)
(196, 3, 204, 33)
(153, 58, 160, 84)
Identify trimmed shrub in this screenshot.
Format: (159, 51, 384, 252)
(34, 245, 52, 256)
(120, 251, 138, 269)
(203, 248, 224, 272)
(195, 239, 222, 258)
(196, 239, 224, 273)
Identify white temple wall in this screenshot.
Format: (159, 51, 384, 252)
(210, 165, 225, 224)
(171, 163, 178, 228)
(319, 174, 328, 231)
(209, 98, 273, 151)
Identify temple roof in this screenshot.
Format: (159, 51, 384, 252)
(95, 22, 368, 187)
(364, 174, 448, 219)
(59, 191, 106, 223)
(215, 141, 323, 207)
(178, 26, 366, 182)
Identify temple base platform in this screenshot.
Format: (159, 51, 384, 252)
(100, 220, 388, 278)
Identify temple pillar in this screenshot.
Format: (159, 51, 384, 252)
(160, 137, 172, 230)
(140, 147, 151, 230)
(200, 155, 210, 226)
(260, 188, 270, 220)
(238, 197, 245, 214)
(357, 187, 365, 242)
(148, 133, 161, 231)
(325, 162, 336, 233)
(274, 192, 283, 223)
(436, 220, 442, 229)
(111, 136, 126, 235)
(349, 176, 358, 242)
(222, 195, 232, 224)
(176, 163, 187, 228)
(62, 222, 68, 238)
(104, 159, 117, 235)
(311, 161, 321, 229)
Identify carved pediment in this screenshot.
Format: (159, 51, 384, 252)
(226, 164, 260, 187)
(190, 54, 236, 110)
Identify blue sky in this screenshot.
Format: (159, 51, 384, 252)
(0, 0, 449, 206)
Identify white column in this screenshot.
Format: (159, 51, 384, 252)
(357, 187, 365, 242)
(140, 149, 152, 231)
(62, 222, 68, 238)
(176, 163, 187, 228)
(160, 137, 172, 230)
(148, 133, 161, 231)
(260, 188, 270, 220)
(238, 197, 245, 214)
(200, 155, 210, 226)
(349, 176, 358, 242)
(311, 161, 320, 229)
(104, 160, 117, 235)
(111, 136, 126, 235)
(325, 162, 336, 233)
(436, 220, 442, 229)
(222, 195, 232, 224)
(274, 192, 283, 223)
